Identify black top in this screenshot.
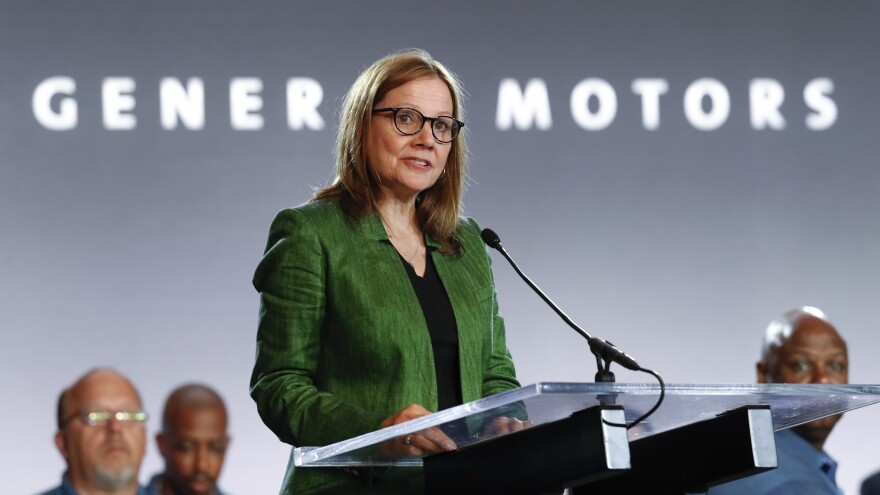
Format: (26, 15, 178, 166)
(397, 245, 463, 411)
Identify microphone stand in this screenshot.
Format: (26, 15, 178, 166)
(481, 229, 637, 383)
(481, 228, 666, 429)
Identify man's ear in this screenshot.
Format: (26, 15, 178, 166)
(156, 432, 169, 458)
(54, 431, 69, 460)
(756, 361, 768, 384)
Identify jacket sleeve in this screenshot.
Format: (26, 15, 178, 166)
(480, 281, 521, 398)
(249, 208, 386, 447)
(460, 218, 522, 399)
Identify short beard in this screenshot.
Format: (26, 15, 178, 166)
(94, 464, 136, 492)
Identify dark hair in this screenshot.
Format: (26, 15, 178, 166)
(56, 389, 69, 430)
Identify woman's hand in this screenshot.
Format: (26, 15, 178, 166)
(378, 403, 457, 456)
(481, 416, 532, 439)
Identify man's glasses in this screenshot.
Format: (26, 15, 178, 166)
(372, 107, 464, 143)
(60, 410, 149, 428)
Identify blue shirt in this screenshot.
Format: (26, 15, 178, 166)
(708, 429, 843, 495)
(38, 473, 149, 495)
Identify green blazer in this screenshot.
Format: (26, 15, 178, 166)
(250, 198, 520, 494)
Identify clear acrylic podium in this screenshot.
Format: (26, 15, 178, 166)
(291, 383, 880, 494)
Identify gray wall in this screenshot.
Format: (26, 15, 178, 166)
(2, 2, 878, 493)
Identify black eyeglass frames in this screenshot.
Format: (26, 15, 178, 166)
(372, 107, 464, 143)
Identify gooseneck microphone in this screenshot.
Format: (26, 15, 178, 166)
(480, 228, 640, 377)
(481, 227, 665, 429)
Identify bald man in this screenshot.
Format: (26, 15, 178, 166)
(709, 306, 849, 495)
(40, 368, 149, 495)
(146, 384, 230, 495)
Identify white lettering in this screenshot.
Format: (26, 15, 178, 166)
(684, 78, 729, 131)
(750, 78, 786, 130)
(29, 75, 836, 134)
(33, 76, 78, 131)
(631, 78, 668, 131)
(287, 78, 324, 130)
(160, 77, 204, 130)
(804, 78, 837, 130)
(571, 78, 617, 131)
(496, 78, 552, 130)
(230, 78, 264, 131)
(102, 77, 136, 130)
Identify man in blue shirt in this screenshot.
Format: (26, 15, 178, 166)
(708, 306, 848, 495)
(145, 384, 231, 495)
(39, 368, 150, 495)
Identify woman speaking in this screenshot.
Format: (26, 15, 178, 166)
(250, 49, 521, 494)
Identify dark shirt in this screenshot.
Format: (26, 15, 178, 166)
(863, 470, 880, 495)
(398, 245, 463, 411)
(144, 473, 229, 495)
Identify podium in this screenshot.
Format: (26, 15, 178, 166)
(291, 383, 880, 494)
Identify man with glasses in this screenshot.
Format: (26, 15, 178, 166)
(146, 384, 231, 495)
(40, 368, 149, 495)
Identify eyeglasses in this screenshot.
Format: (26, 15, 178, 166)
(60, 410, 149, 428)
(372, 107, 464, 143)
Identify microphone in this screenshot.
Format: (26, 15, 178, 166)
(480, 228, 641, 377)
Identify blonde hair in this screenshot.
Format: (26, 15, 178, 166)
(314, 48, 468, 254)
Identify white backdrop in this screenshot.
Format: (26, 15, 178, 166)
(2, 2, 879, 494)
